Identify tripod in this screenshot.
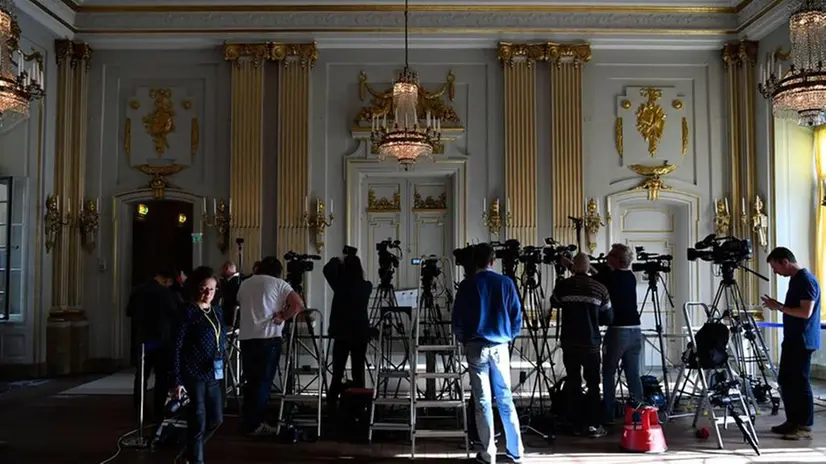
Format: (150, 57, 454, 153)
(708, 263, 778, 416)
(369, 271, 412, 397)
(638, 268, 676, 403)
(417, 269, 454, 400)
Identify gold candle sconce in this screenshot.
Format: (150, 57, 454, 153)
(303, 197, 334, 252)
(482, 198, 510, 236)
(750, 195, 769, 251)
(203, 198, 232, 253)
(44, 194, 72, 253)
(583, 198, 604, 254)
(714, 197, 731, 237)
(78, 198, 100, 252)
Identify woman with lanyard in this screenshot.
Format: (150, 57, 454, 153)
(171, 266, 226, 464)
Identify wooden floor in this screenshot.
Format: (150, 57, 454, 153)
(1, 376, 826, 463)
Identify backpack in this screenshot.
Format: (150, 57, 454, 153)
(692, 321, 730, 369)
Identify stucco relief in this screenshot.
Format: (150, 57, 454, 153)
(74, 11, 736, 31)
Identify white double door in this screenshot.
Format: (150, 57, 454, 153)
(360, 176, 453, 291)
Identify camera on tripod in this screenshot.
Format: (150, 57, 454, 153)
(589, 253, 608, 264)
(343, 245, 358, 257)
(491, 239, 521, 261)
(541, 237, 577, 266)
(284, 251, 322, 273)
(452, 244, 476, 278)
(631, 246, 673, 274)
(687, 234, 752, 264)
(376, 238, 402, 285)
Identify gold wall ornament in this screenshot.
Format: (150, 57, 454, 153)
(136, 164, 185, 200)
(181, 100, 192, 110)
(44, 194, 70, 253)
(621, 99, 631, 109)
(681, 117, 689, 156)
(615, 118, 623, 158)
(672, 99, 683, 110)
(190, 118, 199, 158)
(628, 162, 676, 201)
(583, 198, 604, 254)
(54, 39, 92, 69)
(354, 70, 460, 127)
(481, 198, 510, 236)
(78, 199, 100, 253)
(367, 189, 401, 212)
(222, 42, 318, 68)
(303, 198, 334, 252)
(124, 118, 132, 159)
(142, 88, 176, 156)
(634, 88, 666, 157)
(413, 189, 447, 211)
(750, 195, 769, 251)
(721, 40, 759, 68)
(714, 198, 732, 236)
(129, 100, 140, 110)
(497, 42, 592, 67)
(203, 198, 232, 253)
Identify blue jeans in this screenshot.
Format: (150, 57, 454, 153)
(240, 337, 282, 431)
(466, 341, 524, 463)
(184, 379, 223, 464)
(778, 343, 814, 427)
(602, 327, 643, 419)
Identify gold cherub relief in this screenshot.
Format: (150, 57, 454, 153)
(635, 88, 666, 157)
(142, 88, 176, 156)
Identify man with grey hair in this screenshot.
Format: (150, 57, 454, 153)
(552, 253, 613, 437)
(592, 243, 642, 425)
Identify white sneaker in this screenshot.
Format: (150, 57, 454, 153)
(248, 422, 277, 436)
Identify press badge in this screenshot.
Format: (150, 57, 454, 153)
(213, 359, 224, 380)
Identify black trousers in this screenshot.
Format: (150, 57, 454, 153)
(132, 346, 170, 423)
(562, 347, 601, 428)
(184, 379, 223, 464)
(778, 343, 815, 427)
(240, 338, 281, 431)
(329, 339, 369, 402)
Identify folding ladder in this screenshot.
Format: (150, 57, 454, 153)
(276, 309, 326, 438)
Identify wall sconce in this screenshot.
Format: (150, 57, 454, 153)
(136, 203, 149, 221)
(44, 194, 71, 253)
(749, 195, 769, 251)
(177, 213, 188, 227)
(482, 198, 510, 236)
(583, 198, 604, 254)
(203, 198, 232, 253)
(714, 197, 731, 236)
(303, 196, 334, 252)
(78, 198, 100, 252)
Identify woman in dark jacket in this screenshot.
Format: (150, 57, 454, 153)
(171, 266, 226, 464)
(324, 254, 373, 410)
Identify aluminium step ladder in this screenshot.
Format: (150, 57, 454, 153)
(368, 305, 470, 458)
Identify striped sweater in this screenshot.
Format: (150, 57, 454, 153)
(551, 274, 613, 349)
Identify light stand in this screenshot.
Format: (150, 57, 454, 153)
(121, 343, 151, 449)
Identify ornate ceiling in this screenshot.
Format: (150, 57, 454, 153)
(17, 0, 789, 50)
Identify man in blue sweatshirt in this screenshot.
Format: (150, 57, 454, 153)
(452, 243, 524, 464)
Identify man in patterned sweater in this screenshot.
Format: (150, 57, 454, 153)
(551, 253, 613, 438)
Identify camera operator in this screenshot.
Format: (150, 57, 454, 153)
(323, 247, 374, 413)
(551, 253, 612, 438)
(451, 243, 524, 464)
(591, 244, 643, 424)
(236, 256, 305, 436)
(762, 247, 821, 440)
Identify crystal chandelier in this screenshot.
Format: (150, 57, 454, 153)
(370, 0, 441, 169)
(758, 0, 826, 126)
(0, 0, 44, 123)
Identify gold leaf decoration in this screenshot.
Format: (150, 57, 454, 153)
(634, 88, 666, 158)
(413, 190, 447, 210)
(615, 118, 623, 158)
(367, 189, 401, 212)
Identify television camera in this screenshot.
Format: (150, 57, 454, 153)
(632, 246, 673, 275)
(376, 238, 402, 286)
(343, 245, 358, 257)
(452, 244, 476, 279)
(284, 251, 321, 294)
(491, 239, 521, 278)
(687, 234, 752, 265)
(412, 255, 441, 293)
(542, 238, 577, 266)
(588, 253, 608, 265)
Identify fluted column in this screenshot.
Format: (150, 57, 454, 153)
(224, 44, 268, 267)
(274, 44, 316, 257)
(499, 44, 540, 246)
(722, 40, 759, 306)
(549, 44, 591, 248)
(48, 40, 92, 374)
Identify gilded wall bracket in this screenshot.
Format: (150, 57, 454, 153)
(583, 198, 604, 254)
(743, 195, 769, 251)
(78, 199, 100, 252)
(497, 42, 592, 67)
(223, 42, 318, 68)
(303, 198, 334, 252)
(482, 198, 510, 236)
(203, 198, 232, 253)
(714, 198, 732, 237)
(44, 194, 71, 253)
(628, 162, 676, 201)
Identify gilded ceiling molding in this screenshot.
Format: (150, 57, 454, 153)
(721, 39, 758, 67)
(498, 42, 592, 67)
(55, 39, 92, 69)
(222, 42, 318, 68)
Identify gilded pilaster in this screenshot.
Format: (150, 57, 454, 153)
(49, 39, 92, 374)
(224, 43, 267, 268)
(722, 40, 759, 306)
(498, 42, 590, 248)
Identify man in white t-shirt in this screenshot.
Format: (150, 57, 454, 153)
(237, 256, 304, 436)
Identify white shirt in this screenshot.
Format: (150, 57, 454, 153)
(237, 274, 294, 340)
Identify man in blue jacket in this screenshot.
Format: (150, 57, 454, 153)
(452, 243, 524, 464)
